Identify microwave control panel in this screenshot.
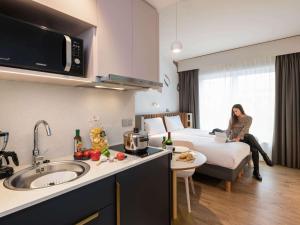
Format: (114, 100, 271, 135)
(70, 38, 84, 76)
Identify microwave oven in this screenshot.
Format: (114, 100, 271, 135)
(0, 13, 84, 77)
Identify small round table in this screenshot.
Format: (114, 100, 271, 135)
(171, 149, 207, 220)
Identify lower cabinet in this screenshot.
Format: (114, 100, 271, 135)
(0, 176, 116, 225)
(116, 154, 171, 225)
(0, 154, 171, 225)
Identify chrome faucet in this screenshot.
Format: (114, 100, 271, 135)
(33, 120, 51, 166)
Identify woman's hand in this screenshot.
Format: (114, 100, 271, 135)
(233, 137, 241, 142)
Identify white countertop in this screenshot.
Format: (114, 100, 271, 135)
(0, 148, 171, 218)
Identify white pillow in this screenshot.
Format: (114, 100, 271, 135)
(164, 115, 184, 132)
(144, 117, 166, 136)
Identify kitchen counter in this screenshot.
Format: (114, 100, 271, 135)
(0, 148, 171, 218)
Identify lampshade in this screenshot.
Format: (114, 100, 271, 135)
(171, 40, 183, 53)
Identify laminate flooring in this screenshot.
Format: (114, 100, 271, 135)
(173, 163, 300, 225)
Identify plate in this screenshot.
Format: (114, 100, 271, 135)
(174, 146, 189, 153)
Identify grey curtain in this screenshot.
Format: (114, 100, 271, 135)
(272, 53, 300, 168)
(178, 69, 199, 128)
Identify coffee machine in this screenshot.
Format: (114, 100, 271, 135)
(0, 131, 19, 179)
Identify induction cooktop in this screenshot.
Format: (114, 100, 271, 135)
(109, 144, 162, 158)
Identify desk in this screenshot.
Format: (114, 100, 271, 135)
(171, 150, 207, 220)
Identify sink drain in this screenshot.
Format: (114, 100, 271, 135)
(30, 171, 78, 189)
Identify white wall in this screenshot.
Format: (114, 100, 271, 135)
(0, 80, 135, 166)
(135, 4, 179, 114)
(178, 36, 300, 72)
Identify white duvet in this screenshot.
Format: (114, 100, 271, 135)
(149, 128, 250, 169)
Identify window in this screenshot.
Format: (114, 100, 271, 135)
(199, 57, 275, 154)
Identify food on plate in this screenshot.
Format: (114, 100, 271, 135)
(177, 152, 195, 162)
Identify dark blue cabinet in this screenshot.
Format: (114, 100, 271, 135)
(0, 154, 171, 225)
(116, 154, 171, 225)
(0, 176, 116, 225)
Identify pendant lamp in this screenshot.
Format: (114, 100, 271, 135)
(171, 0, 183, 53)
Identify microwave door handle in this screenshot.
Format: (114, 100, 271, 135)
(64, 35, 72, 72)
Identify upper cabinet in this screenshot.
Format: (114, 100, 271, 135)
(97, 0, 133, 77)
(97, 0, 159, 82)
(32, 0, 98, 27)
(0, 0, 158, 85)
(132, 0, 159, 82)
(0, 0, 97, 85)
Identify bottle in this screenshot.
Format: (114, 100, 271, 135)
(162, 136, 166, 149)
(74, 129, 82, 152)
(165, 132, 173, 151)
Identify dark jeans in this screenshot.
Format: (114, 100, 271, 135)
(209, 128, 224, 134)
(210, 128, 266, 172)
(241, 134, 268, 173)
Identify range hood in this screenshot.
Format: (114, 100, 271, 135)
(80, 74, 163, 91)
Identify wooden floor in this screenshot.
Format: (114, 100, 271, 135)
(173, 163, 300, 225)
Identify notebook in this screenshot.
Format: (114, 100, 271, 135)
(214, 132, 227, 143)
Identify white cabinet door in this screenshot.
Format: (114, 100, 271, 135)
(132, 0, 159, 82)
(97, 0, 133, 77)
(32, 0, 98, 26)
(96, 0, 158, 80)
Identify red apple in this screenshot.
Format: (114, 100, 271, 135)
(83, 150, 90, 158)
(74, 151, 83, 160)
(90, 150, 100, 161)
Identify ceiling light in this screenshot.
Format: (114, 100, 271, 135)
(171, 0, 183, 53)
(171, 41, 183, 53)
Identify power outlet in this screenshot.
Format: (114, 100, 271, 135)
(122, 119, 133, 127)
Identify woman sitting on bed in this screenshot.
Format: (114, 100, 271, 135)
(212, 104, 273, 181)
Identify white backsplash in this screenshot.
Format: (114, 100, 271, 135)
(0, 80, 135, 166)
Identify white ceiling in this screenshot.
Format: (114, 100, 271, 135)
(146, 0, 300, 61)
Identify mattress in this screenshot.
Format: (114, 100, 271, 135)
(149, 128, 250, 169)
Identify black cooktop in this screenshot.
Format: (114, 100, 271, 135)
(109, 144, 162, 158)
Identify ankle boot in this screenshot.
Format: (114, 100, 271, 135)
(253, 170, 262, 182)
(262, 153, 273, 167)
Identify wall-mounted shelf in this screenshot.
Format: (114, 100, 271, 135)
(0, 66, 93, 87)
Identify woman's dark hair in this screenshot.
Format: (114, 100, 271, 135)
(231, 104, 245, 127)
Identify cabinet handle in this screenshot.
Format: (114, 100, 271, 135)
(116, 181, 121, 225)
(75, 212, 100, 225)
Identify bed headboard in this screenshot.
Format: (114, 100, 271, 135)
(135, 112, 193, 131)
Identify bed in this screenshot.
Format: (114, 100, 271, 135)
(135, 112, 251, 192)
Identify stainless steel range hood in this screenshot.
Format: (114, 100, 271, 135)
(80, 74, 163, 91)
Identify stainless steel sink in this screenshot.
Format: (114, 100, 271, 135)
(3, 161, 90, 191)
